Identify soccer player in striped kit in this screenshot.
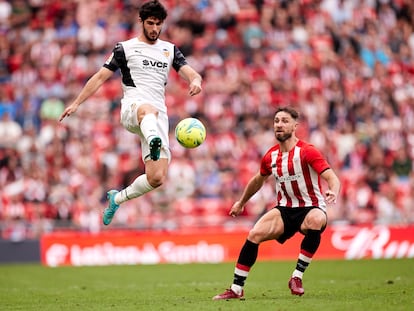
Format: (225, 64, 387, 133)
(213, 107, 341, 300)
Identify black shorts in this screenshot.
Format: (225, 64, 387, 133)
(274, 206, 326, 244)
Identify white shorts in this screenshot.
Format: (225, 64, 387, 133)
(120, 101, 171, 162)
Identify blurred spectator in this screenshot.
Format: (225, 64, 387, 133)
(1, 0, 414, 238)
(14, 94, 41, 133)
(0, 0, 12, 29)
(391, 147, 412, 182)
(0, 112, 22, 147)
(375, 183, 403, 225)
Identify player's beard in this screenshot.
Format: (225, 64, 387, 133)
(276, 132, 292, 142)
(143, 28, 161, 42)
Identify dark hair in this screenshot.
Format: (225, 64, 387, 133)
(139, 0, 168, 21)
(275, 107, 299, 120)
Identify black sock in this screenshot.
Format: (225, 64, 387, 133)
(301, 229, 321, 254)
(237, 239, 259, 266)
(233, 240, 258, 287)
(295, 229, 321, 274)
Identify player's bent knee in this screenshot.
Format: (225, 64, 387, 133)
(247, 232, 262, 244)
(147, 172, 166, 188)
(303, 213, 327, 230)
(137, 105, 159, 123)
(309, 220, 326, 231)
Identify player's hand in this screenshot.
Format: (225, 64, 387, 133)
(229, 201, 244, 217)
(59, 103, 79, 122)
(189, 81, 202, 96)
(325, 190, 337, 205)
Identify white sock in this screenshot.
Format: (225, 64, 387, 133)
(140, 113, 159, 142)
(231, 284, 243, 295)
(292, 270, 304, 279)
(115, 174, 155, 204)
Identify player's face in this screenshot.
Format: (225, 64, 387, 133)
(273, 112, 297, 142)
(142, 17, 163, 42)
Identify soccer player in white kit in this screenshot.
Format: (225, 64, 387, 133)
(59, 0, 202, 225)
(213, 107, 341, 300)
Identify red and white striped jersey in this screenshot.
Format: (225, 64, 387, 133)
(260, 140, 330, 210)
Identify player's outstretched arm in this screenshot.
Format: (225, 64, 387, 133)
(59, 67, 113, 122)
(178, 64, 202, 97)
(321, 168, 341, 204)
(230, 172, 268, 217)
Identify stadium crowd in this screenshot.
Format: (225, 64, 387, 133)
(1, 0, 414, 240)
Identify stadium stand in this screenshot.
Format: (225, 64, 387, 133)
(0, 0, 413, 239)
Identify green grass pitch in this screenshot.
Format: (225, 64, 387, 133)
(0, 258, 413, 311)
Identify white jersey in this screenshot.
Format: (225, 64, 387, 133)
(103, 38, 188, 113)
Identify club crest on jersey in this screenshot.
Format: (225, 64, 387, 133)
(163, 49, 170, 58)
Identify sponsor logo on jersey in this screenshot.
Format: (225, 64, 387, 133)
(142, 59, 168, 68)
(276, 173, 303, 183)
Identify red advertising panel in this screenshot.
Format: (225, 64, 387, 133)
(40, 225, 414, 267)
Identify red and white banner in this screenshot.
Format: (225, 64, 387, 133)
(40, 225, 414, 267)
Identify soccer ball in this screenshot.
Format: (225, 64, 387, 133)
(175, 117, 206, 148)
